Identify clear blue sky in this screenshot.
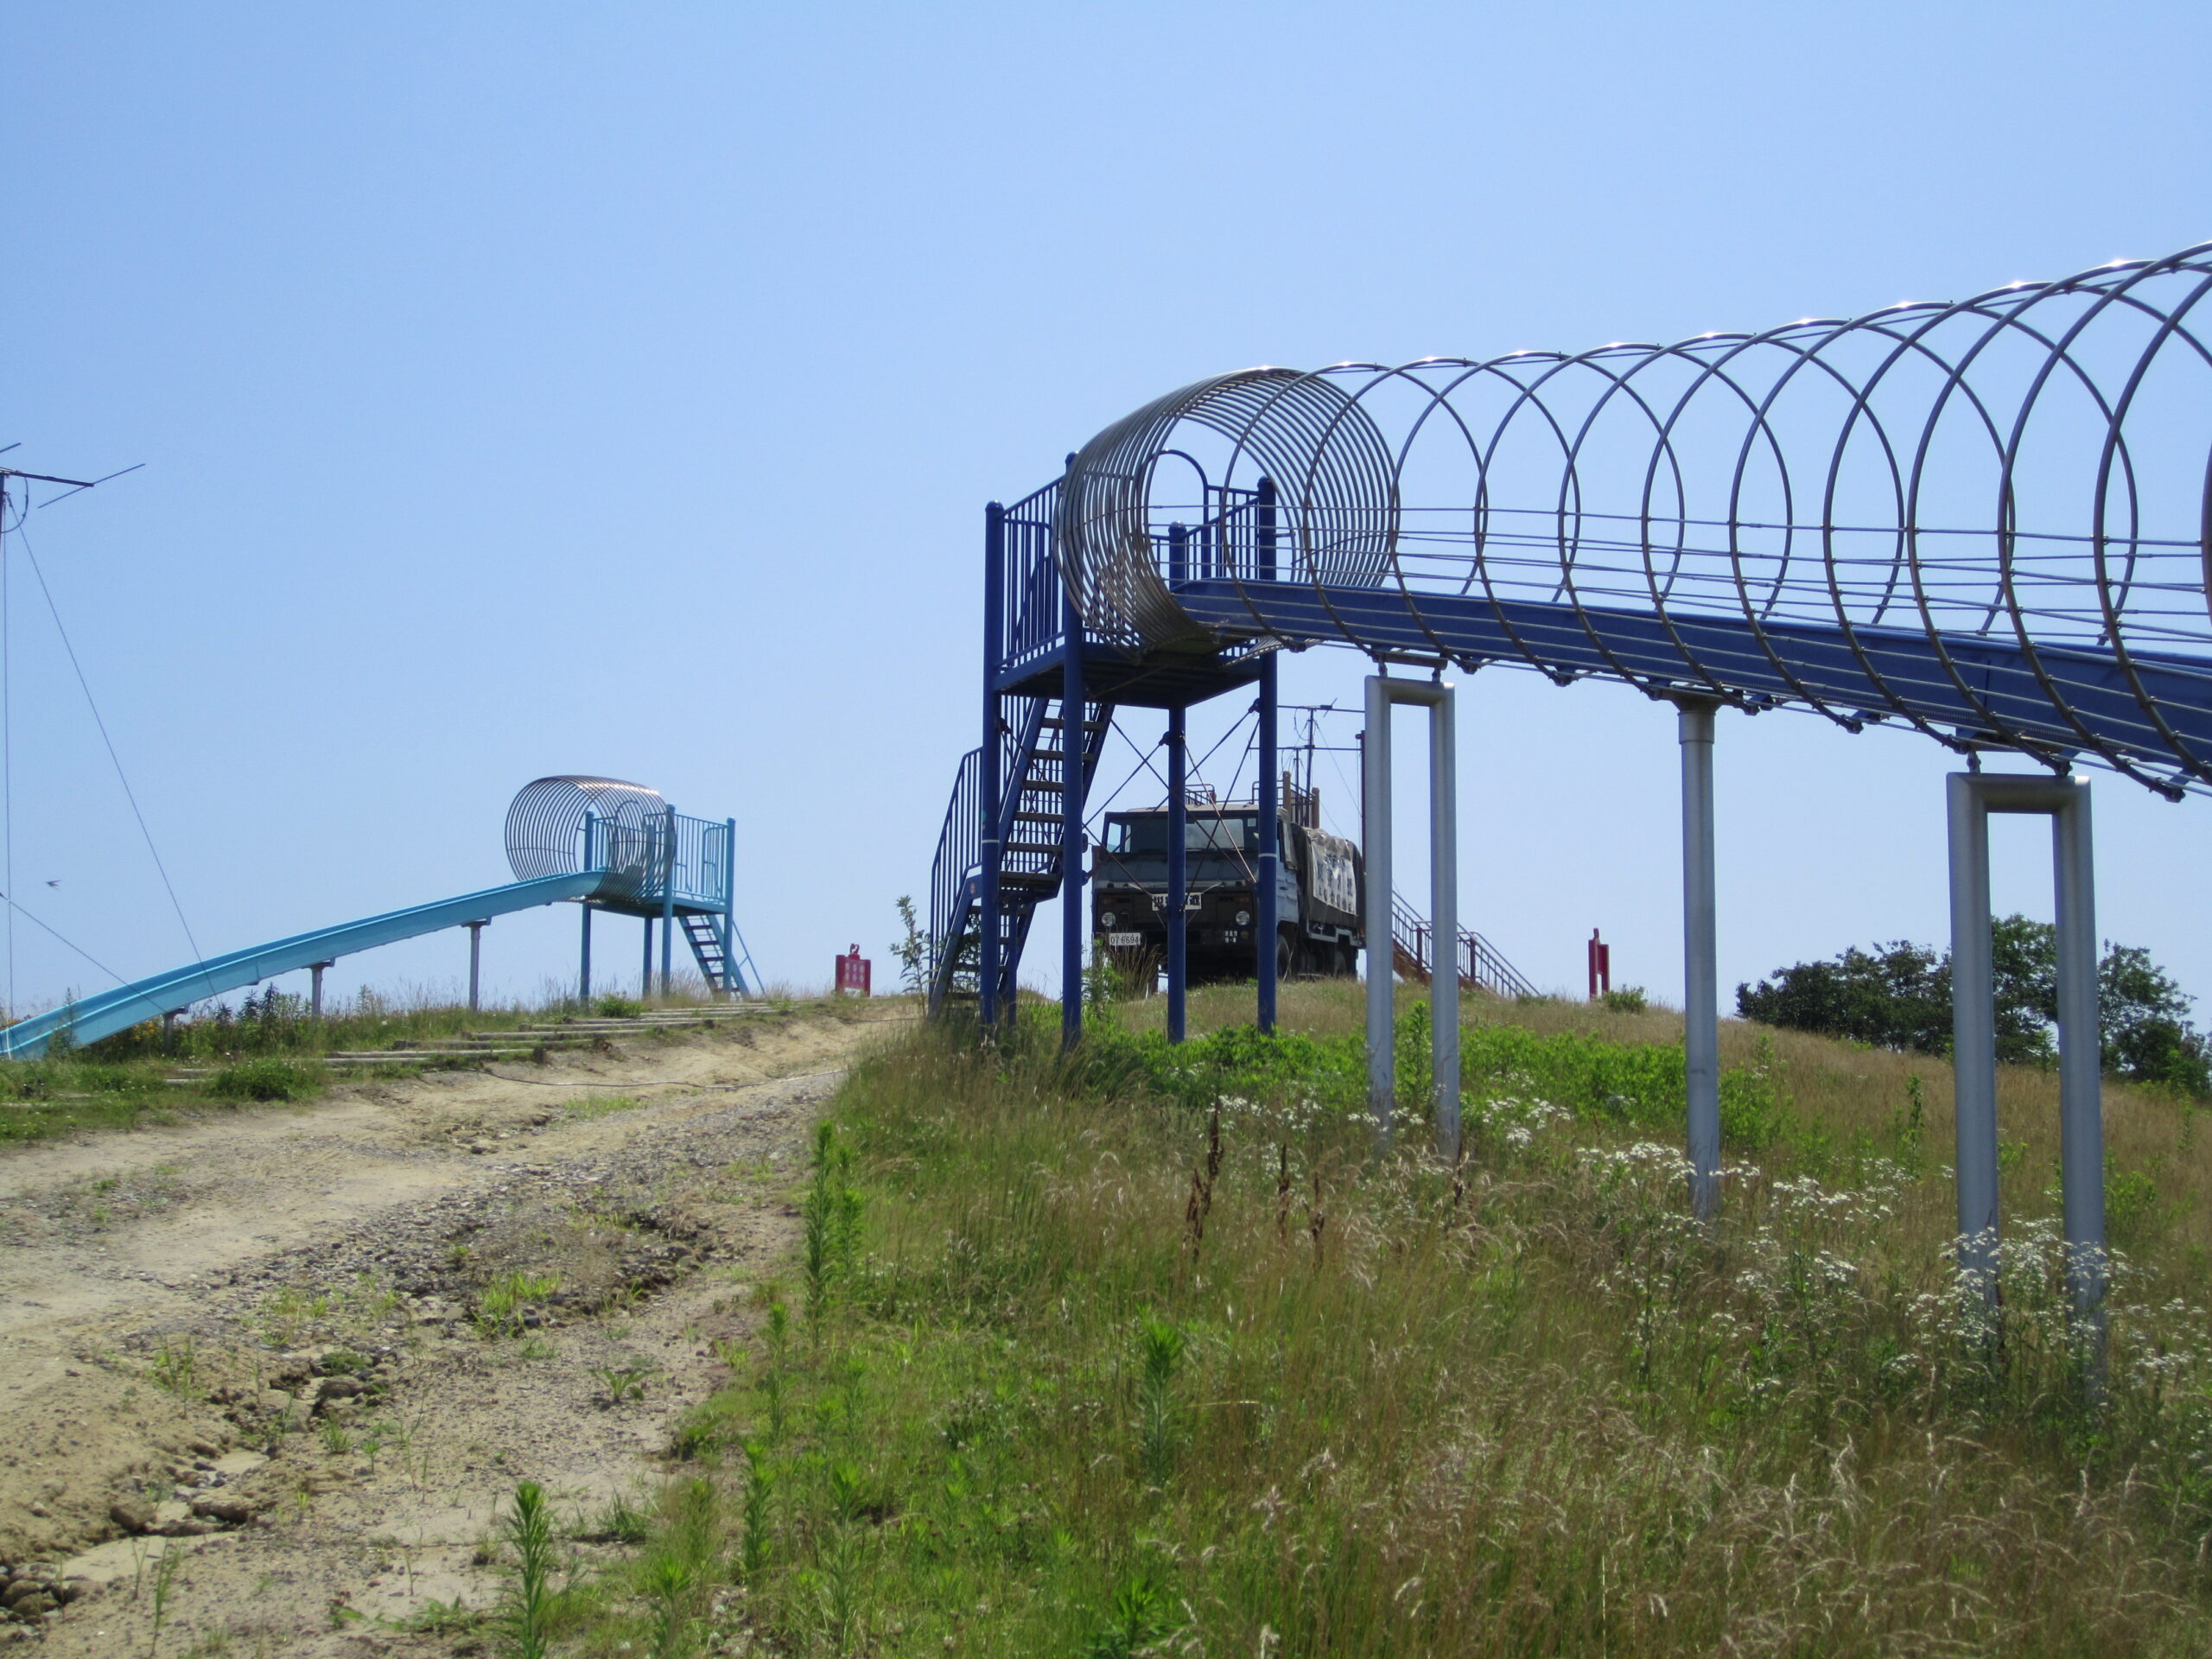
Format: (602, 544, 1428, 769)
(6, 3, 2210, 1014)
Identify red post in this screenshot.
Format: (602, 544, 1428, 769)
(836, 944, 872, 996)
(1587, 929, 1611, 1001)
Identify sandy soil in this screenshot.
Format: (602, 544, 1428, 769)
(0, 1002, 902, 1655)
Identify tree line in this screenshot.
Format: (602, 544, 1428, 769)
(1737, 915, 2209, 1094)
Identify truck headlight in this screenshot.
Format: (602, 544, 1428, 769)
(1099, 912, 1117, 931)
(1235, 908, 1251, 926)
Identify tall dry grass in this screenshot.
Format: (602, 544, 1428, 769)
(571, 982, 2212, 1657)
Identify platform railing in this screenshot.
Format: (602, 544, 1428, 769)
(998, 479, 1065, 675)
(584, 810, 731, 910)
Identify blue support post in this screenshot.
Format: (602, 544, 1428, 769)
(981, 502, 1006, 1027)
(724, 817, 742, 997)
(1256, 477, 1280, 1035)
(642, 916, 653, 1000)
(659, 807, 677, 997)
(580, 811, 596, 1004)
(1167, 703, 1187, 1044)
(1166, 522, 1189, 1045)
(1061, 582, 1086, 1050)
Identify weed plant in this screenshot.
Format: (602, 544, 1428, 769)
(575, 981, 2212, 1656)
(501, 1481, 561, 1659)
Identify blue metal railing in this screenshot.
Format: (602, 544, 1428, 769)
(929, 747, 982, 988)
(998, 479, 1065, 677)
(583, 810, 730, 910)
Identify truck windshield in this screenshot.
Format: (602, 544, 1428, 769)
(1103, 814, 1257, 855)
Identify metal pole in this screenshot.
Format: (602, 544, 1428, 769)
(1061, 581, 1086, 1050)
(1947, 772, 1999, 1298)
(659, 807, 677, 999)
(724, 817, 742, 999)
(1430, 680, 1459, 1161)
(1678, 698, 1720, 1219)
(1256, 480, 1280, 1035)
(1258, 654, 1281, 1033)
(2052, 782, 2106, 1327)
(981, 501, 1006, 1028)
(642, 916, 654, 1001)
(581, 811, 596, 1006)
(1363, 674, 1395, 1139)
(1166, 703, 1188, 1044)
(467, 921, 485, 1014)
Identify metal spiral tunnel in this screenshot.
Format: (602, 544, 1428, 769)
(505, 775, 668, 898)
(1053, 243, 2212, 798)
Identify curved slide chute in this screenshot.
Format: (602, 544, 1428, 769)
(0, 870, 607, 1059)
(3, 774, 756, 1060)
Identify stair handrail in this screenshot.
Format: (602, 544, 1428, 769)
(1389, 889, 1538, 1001)
(928, 747, 982, 992)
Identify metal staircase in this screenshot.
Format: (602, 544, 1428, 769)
(1390, 890, 1539, 1001)
(928, 694, 1114, 1013)
(924, 473, 1274, 1027)
(679, 911, 757, 998)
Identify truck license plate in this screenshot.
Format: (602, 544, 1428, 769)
(1108, 931, 1143, 947)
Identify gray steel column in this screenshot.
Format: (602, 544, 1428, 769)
(1430, 682, 1460, 1160)
(467, 921, 485, 1014)
(1360, 673, 1459, 1158)
(1948, 772, 2000, 1296)
(309, 961, 328, 1021)
(2052, 783, 2106, 1323)
(1363, 674, 1395, 1138)
(1678, 698, 1720, 1218)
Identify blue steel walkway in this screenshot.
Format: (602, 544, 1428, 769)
(930, 243, 2212, 1019)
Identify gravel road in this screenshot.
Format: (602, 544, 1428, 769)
(0, 1002, 895, 1654)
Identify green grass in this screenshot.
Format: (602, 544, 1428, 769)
(559, 982, 2212, 1656)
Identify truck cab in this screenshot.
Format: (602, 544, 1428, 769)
(1091, 792, 1363, 983)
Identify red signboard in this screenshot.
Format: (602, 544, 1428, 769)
(835, 945, 871, 996)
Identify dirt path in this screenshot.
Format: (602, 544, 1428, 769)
(0, 1002, 900, 1655)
